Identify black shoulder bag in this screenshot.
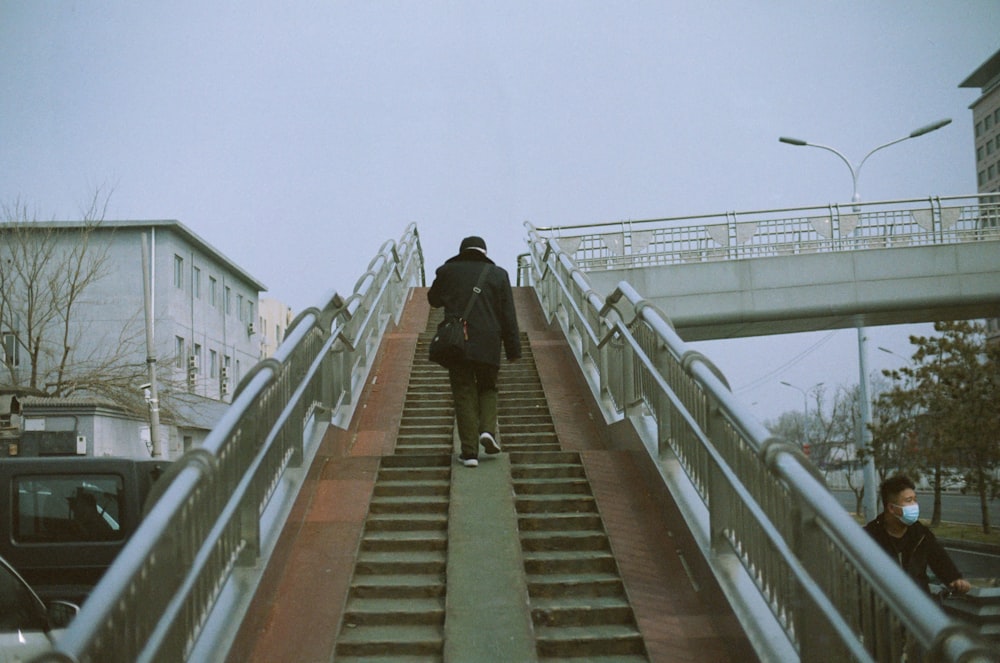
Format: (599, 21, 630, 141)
(429, 265, 490, 367)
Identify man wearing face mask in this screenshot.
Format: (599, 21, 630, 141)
(864, 474, 971, 595)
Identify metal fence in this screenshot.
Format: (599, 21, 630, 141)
(39, 224, 424, 663)
(535, 194, 1000, 270)
(523, 220, 997, 662)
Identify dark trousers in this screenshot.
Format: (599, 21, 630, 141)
(448, 361, 499, 460)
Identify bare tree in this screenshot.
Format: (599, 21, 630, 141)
(0, 192, 150, 416)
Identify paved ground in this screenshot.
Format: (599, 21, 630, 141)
(227, 287, 756, 662)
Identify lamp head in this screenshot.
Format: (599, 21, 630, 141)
(779, 137, 808, 146)
(909, 118, 951, 138)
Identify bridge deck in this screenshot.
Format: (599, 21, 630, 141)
(227, 288, 755, 662)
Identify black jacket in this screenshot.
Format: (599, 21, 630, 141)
(863, 514, 963, 593)
(427, 249, 521, 367)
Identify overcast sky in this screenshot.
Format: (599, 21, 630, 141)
(2, 2, 998, 422)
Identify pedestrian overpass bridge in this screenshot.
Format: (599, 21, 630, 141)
(38, 195, 1000, 662)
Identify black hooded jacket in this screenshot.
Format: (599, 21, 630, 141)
(863, 514, 963, 593)
(427, 249, 521, 367)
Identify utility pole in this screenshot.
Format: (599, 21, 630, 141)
(141, 233, 162, 457)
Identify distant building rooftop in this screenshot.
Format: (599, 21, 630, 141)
(959, 48, 1000, 90)
(1, 219, 267, 292)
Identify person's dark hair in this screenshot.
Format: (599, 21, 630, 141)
(879, 474, 915, 508)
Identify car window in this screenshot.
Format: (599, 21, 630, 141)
(14, 474, 125, 542)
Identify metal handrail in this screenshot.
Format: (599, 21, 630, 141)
(40, 224, 425, 663)
(523, 221, 997, 662)
(531, 193, 1000, 272)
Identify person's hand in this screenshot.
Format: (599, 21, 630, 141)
(949, 578, 972, 594)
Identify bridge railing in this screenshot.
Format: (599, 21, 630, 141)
(40, 224, 424, 663)
(537, 194, 1000, 270)
(523, 221, 997, 663)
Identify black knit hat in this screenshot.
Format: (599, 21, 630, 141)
(459, 236, 487, 253)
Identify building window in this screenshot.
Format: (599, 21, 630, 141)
(173, 255, 184, 289)
(990, 164, 997, 180)
(210, 349, 218, 378)
(210, 277, 218, 307)
(247, 301, 254, 326)
(995, 108, 1000, 124)
(237, 294, 244, 322)
(193, 267, 201, 299)
(193, 343, 202, 371)
(2, 332, 19, 367)
(978, 146, 985, 162)
(175, 336, 185, 368)
(225, 287, 232, 315)
(976, 121, 983, 137)
(986, 115, 994, 132)
(236, 359, 241, 382)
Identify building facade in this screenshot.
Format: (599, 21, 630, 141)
(960, 49, 1000, 194)
(960, 48, 1000, 344)
(1, 220, 266, 457)
(258, 297, 294, 359)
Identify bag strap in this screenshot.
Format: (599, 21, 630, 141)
(460, 265, 490, 320)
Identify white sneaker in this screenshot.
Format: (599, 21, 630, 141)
(461, 457, 479, 468)
(479, 432, 501, 455)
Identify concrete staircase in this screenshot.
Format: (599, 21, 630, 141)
(332, 312, 649, 661)
(334, 453, 451, 661)
(503, 339, 648, 662)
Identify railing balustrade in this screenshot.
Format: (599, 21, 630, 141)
(535, 194, 1000, 271)
(523, 220, 997, 662)
(39, 224, 424, 663)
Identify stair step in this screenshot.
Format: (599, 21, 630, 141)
(355, 555, 446, 576)
(373, 481, 449, 497)
(513, 464, 587, 479)
(531, 597, 636, 627)
(524, 551, 618, 575)
(380, 455, 451, 469)
(361, 532, 447, 552)
(510, 450, 582, 465)
(365, 513, 447, 531)
(370, 497, 449, 514)
(534, 625, 646, 658)
(335, 625, 443, 657)
(515, 494, 598, 513)
(513, 478, 592, 495)
(350, 574, 446, 599)
(520, 531, 610, 552)
(519, 513, 604, 531)
(377, 467, 450, 482)
(527, 573, 625, 598)
(343, 597, 445, 626)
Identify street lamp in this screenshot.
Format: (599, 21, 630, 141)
(779, 118, 951, 209)
(778, 118, 951, 523)
(781, 380, 824, 450)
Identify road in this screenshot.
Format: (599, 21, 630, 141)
(832, 489, 1000, 581)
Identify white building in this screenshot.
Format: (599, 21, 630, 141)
(1, 219, 267, 458)
(258, 297, 294, 359)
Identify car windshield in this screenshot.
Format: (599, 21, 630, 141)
(0, 561, 47, 632)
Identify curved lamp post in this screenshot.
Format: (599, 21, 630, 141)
(780, 380, 824, 450)
(779, 119, 951, 209)
(777, 118, 951, 522)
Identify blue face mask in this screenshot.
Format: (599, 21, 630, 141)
(895, 503, 919, 526)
